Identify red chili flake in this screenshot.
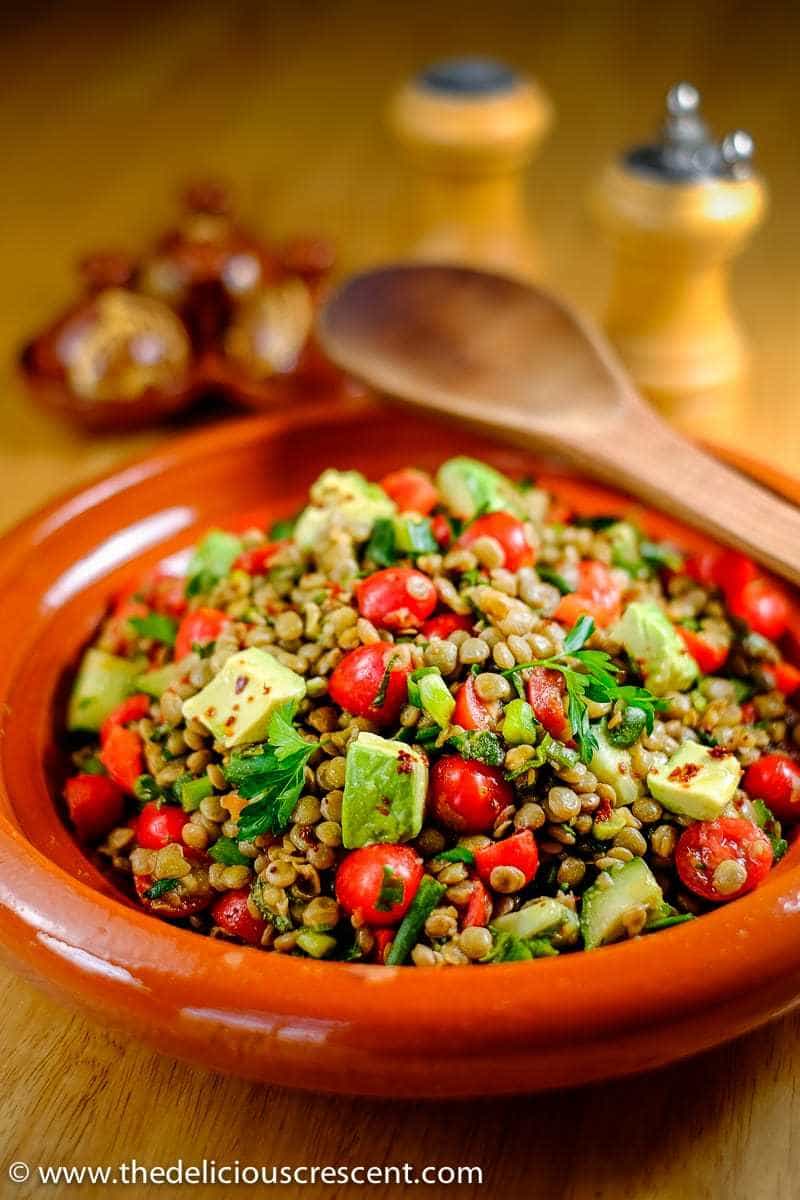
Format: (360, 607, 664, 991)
(709, 746, 733, 759)
(234, 675, 249, 695)
(376, 797, 392, 816)
(396, 750, 414, 775)
(205, 706, 217, 718)
(668, 763, 701, 785)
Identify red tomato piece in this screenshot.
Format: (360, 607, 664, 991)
(728, 577, 790, 641)
(100, 693, 151, 745)
(211, 888, 267, 945)
(421, 612, 474, 640)
(134, 872, 211, 918)
(462, 878, 493, 928)
(684, 551, 722, 589)
(744, 753, 800, 823)
(474, 830, 539, 886)
(714, 550, 759, 598)
(64, 774, 125, 843)
(527, 668, 570, 741)
(430, 756, 513, 834)
(174, 606, 230, 662)
(457, 511, 535, 572)
(675, 816, 773, 902)
(335, 844, 423, 926)
(740, 701, 757, 725)
(452, 674, 493, 730)
(150, 572, 188, 618)
(768, 660, 800, 696)
(134, 801, 190, 850)
(676, 625, 730, 674)
(379, 468, 439, 515)
(328, 643, 411, 725)
(431, 513, 453, 548)
(356, 567, 437, 630)
(554, 560, 621, 629)
(99, 725, 144, 794)
(232, 541, 288, 575)
(371, 928, 395, 964)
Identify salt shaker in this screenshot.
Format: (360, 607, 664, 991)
(590, 83, 767, 402)
(388, 58, 553, 280)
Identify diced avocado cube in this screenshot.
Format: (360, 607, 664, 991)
(294, 469, 396, 549)
(296, 930, 338, 958)
(341, 731, 428, 848)
(181, 647, 306, 749)
(589, 724, 643, 807)
(416, 673, 455, 728)
(494, 897, 579, 947)
(67, 648, 147, 732)
(612, 600, 698, 696)
(136, 662, 185, 698)
(436, 457, 523, 520)
(502, 698, 539, 745)
(580, 859, 663, 950)
(647, 740, 742, 820)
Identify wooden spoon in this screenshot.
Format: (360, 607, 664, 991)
(319, 263, 800, 585)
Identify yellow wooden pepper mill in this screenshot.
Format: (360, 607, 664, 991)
(590, 83, 767, 403)
(388, 58, 552, 280)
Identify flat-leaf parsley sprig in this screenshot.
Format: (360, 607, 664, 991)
(504, 614, 665, 763)
(224, 704, 318, 840)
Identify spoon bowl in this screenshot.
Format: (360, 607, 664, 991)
(320, 264, 800, 585)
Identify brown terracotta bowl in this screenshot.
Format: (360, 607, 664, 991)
(2, 397, 800, 1098)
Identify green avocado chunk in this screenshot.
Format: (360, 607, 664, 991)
(580, 858, 664, 950)
(67, 648, 147, 732)
(181, 647, 306, 748)
(647, 740, 742, 820)
(293, 469, 396, 549)
(612, 600, 698, 696)
(341, 731, 428, 848)
(435, 456, 523, 520)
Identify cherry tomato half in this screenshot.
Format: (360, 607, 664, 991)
(462, 878, 493, 928)
(232, 541, 288, 576)
(676, 625, 730, 674)
(744, 753, 800, 823)
(430, 756, 513, 834)
(356, 567, 437, 631)
(431, 513, 453, 548)
(452, 674, 493, 730)
(174, 606, 230, 662)
(527, 667, 571, 741)
(379, 468, 439, 515)
(100, 693, 151, 745)
(64, 774, 125, 843)
(134, 801, 190, 850)
(675, 816, 773, 902)
(683, 551, 721, 589)
(99, 725, 144, 794)
(457, 511, 535, 572)
(211, 887, 267, 945)
(474, 830, 539, 887)
(768, 660, 800, 696)
(554, 560, 621, 629)
(714, 550, 759, 598)
(728, 577, 790, 641)
(421, 612, 474, 640)
(335, 844, 423, 926)
(328, 643, 411, 725)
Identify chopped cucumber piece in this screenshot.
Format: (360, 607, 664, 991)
(589, 724, 643, 807)
(580, 859, 663, 950)
(417, 673, 455, 728)
(296, 930, 338, 959)
(136, 662, 184, 697)
(501, 698, 539, 745)
(493, 897, 579, 946)
(180, 776, 214, 812)
(67, 648, 146, 732)
(436, 457, 523, 520)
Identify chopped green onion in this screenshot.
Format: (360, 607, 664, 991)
(179, 776, 214, 812)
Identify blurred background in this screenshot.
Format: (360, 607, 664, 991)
(0, 0, 797, 529)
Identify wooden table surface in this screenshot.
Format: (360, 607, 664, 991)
(1, 2, 798, 1196)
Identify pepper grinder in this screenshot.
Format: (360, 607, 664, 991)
(590, 83, 767, 402)
(388, 58, 553, 280)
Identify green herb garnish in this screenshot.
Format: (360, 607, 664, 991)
(504, 616, 665, 763)
(142, 877, 181, 900)
(435, 846, 476, 866)
(129, 612, 178, 646)
(208, 836, 251, 866)
(640, 540, 683, 573)
(537, 566, 573, 595)
(186, 529, 243, 597)
(365, 517, 397, 567)
(133, 774, 165, 805)
(269, 515, 297, 540)
(752, 798, 788, 862)
(225, 705, 318, 841)
(192, 639, 217, 659)
(372, 654, 400, 709)
(447, 728, 505, 767)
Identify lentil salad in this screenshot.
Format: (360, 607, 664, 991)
(63, 457, 800, 966)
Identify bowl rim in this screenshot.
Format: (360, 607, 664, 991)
(2, 396, 800, 1061)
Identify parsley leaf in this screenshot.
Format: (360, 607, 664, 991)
(537, 566, 573, 595)
(129, 612, 178, 646)
(269, 515, 297, 540)
(435, 847, 476, 866)
(143, 877, 181, 900)
(225, 705, 318, 841)
(447, 729, 505, 767)
(365, 517, 397, 567)
(208, 836, 251, 866)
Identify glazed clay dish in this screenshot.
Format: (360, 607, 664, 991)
(2, 398, 800, 1098)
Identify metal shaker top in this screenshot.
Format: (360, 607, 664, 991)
(625, 82, 755, 181)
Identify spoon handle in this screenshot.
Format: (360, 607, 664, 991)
(556, 402, 800, 586)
